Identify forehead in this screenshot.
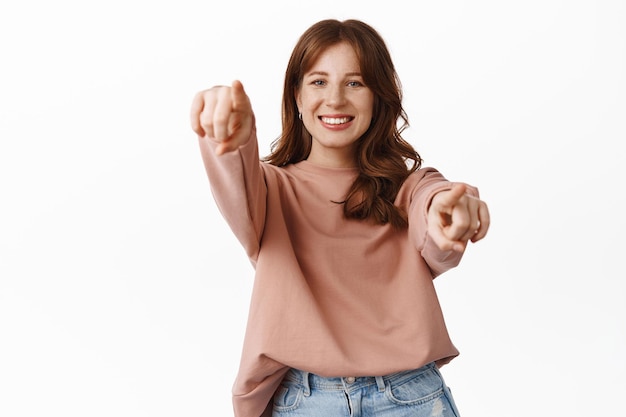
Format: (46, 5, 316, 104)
(306, 41, 360, 74)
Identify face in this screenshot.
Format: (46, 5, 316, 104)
(296, 41, 374, 167)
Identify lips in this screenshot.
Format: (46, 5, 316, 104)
(320, 116, 353, 125)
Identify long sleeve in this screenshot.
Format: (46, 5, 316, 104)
(197, 128, 267, 265)
(404, 168, 479, 277)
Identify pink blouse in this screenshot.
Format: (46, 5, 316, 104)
(198, 128, 478, 417)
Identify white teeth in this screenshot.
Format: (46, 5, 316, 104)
(321, 116, 351, 125)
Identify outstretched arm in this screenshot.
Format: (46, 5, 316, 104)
(190, 80, 266, 264)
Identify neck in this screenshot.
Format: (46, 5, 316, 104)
(306, 146, 357, 168)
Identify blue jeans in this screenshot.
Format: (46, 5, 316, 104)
(272, 362, 460, 416)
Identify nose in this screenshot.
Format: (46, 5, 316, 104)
(325, 85, 346, 107)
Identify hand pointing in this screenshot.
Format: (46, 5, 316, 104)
(190, 80, 254, 155)
(427, 183, 490, 252)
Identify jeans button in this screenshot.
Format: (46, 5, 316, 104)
(345, 376, 356, 384)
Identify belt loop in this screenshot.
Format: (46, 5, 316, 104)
(301, 371, 311, 396)
(375, 376, 385, 392)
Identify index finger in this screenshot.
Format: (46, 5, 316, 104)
(435, 183, 467, 210)
(230, 80, 251, 113)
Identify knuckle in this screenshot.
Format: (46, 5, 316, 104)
(214, 113, 230, 125)
(200, 114, 215, 129)
(455, 218, 471, 230)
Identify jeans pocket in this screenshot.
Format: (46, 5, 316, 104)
(385, 368, 444, 405)
(273, 381, 305, 412)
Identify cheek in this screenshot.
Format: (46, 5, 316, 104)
(359, 102, 374, 122)
(298, 91, 324, 110)
(365, 95, 375, 114)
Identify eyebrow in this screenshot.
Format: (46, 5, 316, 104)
(305, 71, 362, 77)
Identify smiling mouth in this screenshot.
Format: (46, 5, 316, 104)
(320, 116, 353, 125)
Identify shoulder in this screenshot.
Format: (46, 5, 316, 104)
(258, 161, 306, 191)
(259, 161, 294, 180)
(401, 167, 447, 192)
(395, 167, 450, 208)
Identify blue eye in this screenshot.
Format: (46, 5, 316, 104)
(312, 80, 326, 86)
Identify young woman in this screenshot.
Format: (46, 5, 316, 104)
(190, 19, 490, 417)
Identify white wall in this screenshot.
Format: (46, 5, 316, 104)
(1, 1, 624, 416)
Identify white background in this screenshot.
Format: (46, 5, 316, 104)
(1, 1, 624, 416)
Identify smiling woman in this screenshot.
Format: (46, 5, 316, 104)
(266, 20, 425, 229)
(2, 2, 624, 417)
(295, 41, 375, 168)
(190, 19, 490, 417)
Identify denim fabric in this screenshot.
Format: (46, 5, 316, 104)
(272, 362, 460, 417)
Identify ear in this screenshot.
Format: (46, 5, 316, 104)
(295, 90, 302, 112)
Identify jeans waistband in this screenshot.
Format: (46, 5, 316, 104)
(283, 362, 437, 395)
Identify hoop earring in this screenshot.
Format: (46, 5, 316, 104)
(298, 112, 302, 121)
